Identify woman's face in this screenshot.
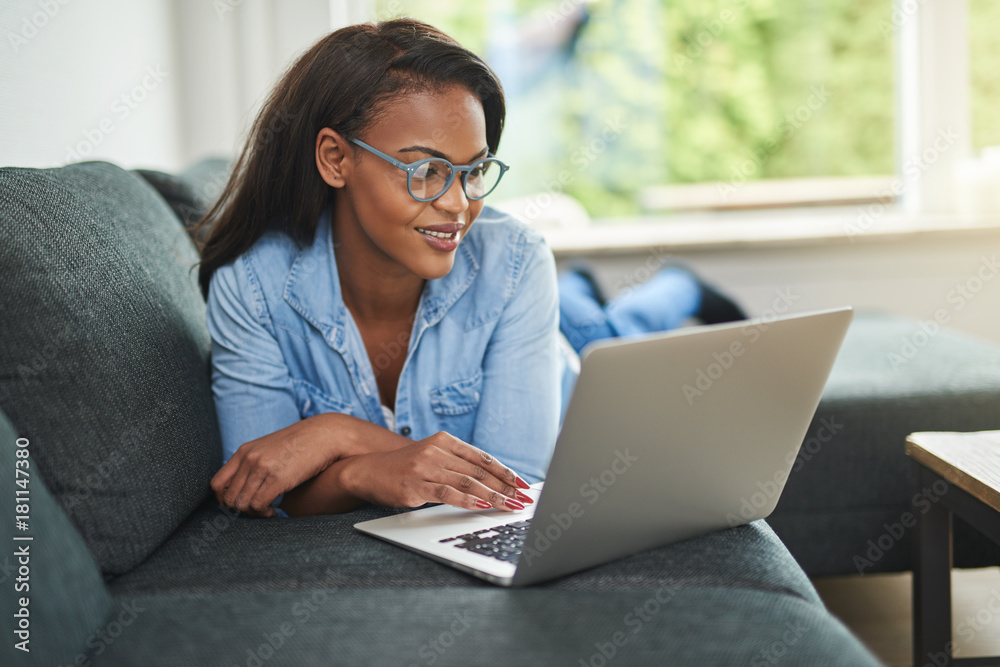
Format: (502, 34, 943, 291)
(338, 84, 490, 281)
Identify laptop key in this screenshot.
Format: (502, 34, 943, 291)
(445, 520, 530, 564)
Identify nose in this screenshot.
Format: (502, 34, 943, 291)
(432, 173, 470, 215)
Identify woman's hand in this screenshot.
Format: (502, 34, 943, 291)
(211, 414, 344, 517)
(338, 431, 533, 512)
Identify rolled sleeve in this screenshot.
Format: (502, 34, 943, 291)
(472, 236, 561, 483)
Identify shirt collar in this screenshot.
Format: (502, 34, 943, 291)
(282, 208, 480, 351)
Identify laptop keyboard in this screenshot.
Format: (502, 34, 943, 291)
(438, 520, 531, 564)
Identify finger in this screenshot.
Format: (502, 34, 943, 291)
(233, 468, 268, 513)
(221, 456, 255, 508)
(211, 476, 228, 507)
(439, 470, 526, 510)
(425, 482, 518, 512)
(210, 453, 242, 496)
(247, 477, 282, 515)
(445, 440, 528, 493)
(443, 457, 529, 505)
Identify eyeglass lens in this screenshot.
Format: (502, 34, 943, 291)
(411, 160, 502, 200)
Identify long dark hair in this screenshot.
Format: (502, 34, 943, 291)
(194, 19, 506, 297)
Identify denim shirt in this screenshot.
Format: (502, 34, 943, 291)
(206, 206, 572, 484)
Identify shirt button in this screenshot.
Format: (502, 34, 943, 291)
(400, 426, 412, 437)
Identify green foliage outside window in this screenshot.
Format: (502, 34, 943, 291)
(374, 0, 991, 219)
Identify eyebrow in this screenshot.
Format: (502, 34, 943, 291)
(398, 145, 489, 164)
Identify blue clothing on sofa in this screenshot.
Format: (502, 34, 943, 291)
(557, 267, 702, 355)
(206, 206, 572, 485)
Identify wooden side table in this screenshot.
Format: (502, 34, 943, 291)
(906, 431, 1000, 667)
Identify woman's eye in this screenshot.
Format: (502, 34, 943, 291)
(415, 163, 446, 180)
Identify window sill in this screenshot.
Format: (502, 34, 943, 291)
(540, 206, 1000, 257)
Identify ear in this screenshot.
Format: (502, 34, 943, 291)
(315, 128, 353, 188)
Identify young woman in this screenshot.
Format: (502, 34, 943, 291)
(199, 19, 562, 519)
(200, 19, 743, 519)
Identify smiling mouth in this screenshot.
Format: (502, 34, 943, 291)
(415, 227, 459, 239)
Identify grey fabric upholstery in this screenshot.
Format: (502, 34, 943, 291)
(0, 411, 113, 667)
(771, 312, 1000, 575)
(109, 503, 819, 603)
(135, 158, 230, 242)
(94, 587, 880, 667)
(105, 503, 879, 666)
(0, 162, 222, 575)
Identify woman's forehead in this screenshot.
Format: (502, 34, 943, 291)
(368, 85, 487, 159)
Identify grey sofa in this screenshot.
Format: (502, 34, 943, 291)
(0, 160, 896, 665)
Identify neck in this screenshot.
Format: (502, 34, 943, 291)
(331, 202, 425, 323)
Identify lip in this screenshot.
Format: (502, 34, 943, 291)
(414, 222, 464, 253)
(414, 223, 464, 234)
(417, 229, 459, 252)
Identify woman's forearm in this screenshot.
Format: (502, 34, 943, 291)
(309, 411, 414, 460)
(280, 427, 534, 517)
(279, 457, 361, 515)
(279, 412, 412, 516)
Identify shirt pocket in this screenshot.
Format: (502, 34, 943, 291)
(429, 369, 484, 439)
(291, 378, 353, 419)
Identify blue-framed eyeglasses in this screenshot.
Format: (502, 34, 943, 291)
(349, 138, 510, 202)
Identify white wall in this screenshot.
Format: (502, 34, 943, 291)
(0, 0, 334, 171)
(0, 0, 183, 170)
(171, 0, 332, 166)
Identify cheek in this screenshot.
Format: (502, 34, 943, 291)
(356, 172, 424, 225)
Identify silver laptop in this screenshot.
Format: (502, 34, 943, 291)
(355, 307, 853, 587)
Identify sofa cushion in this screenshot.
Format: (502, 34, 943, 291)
(0, 409, 113, 666)
(135, 157, 230, 242)
(0, 161, 221, 575)
(94, 587, 880, 666)
(105, 504, 879, 665)
(109, 500, 819, 605)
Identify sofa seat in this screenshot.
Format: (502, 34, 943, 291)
(101, 505, 879, 666)
(95, 587, 877, 666)
(109, 502, 823, 598)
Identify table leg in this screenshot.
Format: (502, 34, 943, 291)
(912, 463, 954, 667)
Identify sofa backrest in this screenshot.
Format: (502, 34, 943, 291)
(0, 161, 222, 575)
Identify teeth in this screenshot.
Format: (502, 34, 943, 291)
(417, 228, 457, 239)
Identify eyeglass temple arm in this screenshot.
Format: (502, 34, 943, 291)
(349, 138, 411, 170)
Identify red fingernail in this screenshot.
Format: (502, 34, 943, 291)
(515, 491, 533, 504)
(515, 477, 530, 490)
(475, 499, 492, 510)
(504, 498, 524, 510)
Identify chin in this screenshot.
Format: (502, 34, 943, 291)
(414, 257, 457, 281)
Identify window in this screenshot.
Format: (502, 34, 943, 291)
(970, 0, 1000, 152)
(371, 0, 997, 225)
(374, 0, 897, 219)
